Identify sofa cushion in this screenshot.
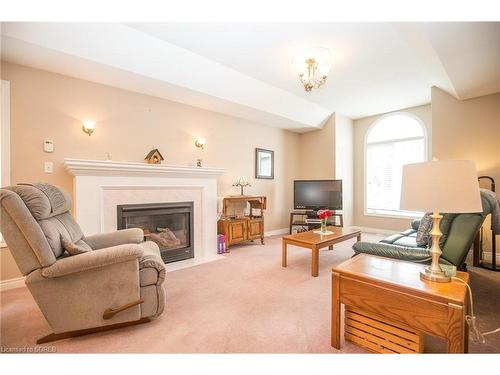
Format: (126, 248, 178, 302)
(8, 184, 71, 220)
(39, 213, 86, 258)
(393, 236, 418, 248)
(379, 234, 404, 244)
(62, 238, 92, 255)
(401, 229, 416, 236)
(416, 213, 433, 246)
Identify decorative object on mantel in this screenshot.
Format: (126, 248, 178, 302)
(292, 47, 331, 92)
(255, 148, 274, 179)
(82, 120, 95, 136)
(232, 176, 251, 195)
(144, 147, 164, 164)
(194, 138, 206, 167)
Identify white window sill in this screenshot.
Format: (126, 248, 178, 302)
(365, 210, 423, 220)
(0, 241, 7, 249)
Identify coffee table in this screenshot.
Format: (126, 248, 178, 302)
(282, 226, 361, 277)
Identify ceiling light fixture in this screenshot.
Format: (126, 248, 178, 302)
(293, 47, 332, 92)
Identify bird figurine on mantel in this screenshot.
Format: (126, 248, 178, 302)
(144, 147, 164, 164)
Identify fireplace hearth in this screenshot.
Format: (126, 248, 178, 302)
(117, 202, 194, 264)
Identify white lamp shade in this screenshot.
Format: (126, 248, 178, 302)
(400, 160, 482, 213)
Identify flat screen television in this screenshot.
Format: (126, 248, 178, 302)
(294, 180, 342, 211)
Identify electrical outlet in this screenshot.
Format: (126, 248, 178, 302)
(44, 162, 53, 173)
(43, 139, 54, 153)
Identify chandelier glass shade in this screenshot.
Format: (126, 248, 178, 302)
(293, 47, 332, 92)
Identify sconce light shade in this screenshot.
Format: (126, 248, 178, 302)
(195, 138, 207, 149)
(82, 120, 96, 136)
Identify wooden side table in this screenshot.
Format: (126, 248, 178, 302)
(331, 254, 469, 353)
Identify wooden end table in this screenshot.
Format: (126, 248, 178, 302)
(282, 226, 361, 277)
(331, 254, 470, 353)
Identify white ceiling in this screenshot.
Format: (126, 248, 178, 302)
(1, 22, 499, 132)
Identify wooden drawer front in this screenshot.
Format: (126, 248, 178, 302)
(228, 221, 247, 244)
(247, 219, 263, 239)
(345, 307, 423, 353)
(340, 276, 450, 338)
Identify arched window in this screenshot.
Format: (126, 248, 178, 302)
(365, 113, 427, 217)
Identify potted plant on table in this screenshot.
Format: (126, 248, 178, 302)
(317, 209, 333, 234)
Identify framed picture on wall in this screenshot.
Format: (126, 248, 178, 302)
(255, 148, 274, 179)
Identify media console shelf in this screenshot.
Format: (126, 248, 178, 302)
(289, 211, 343, 234)
(218, 195, 266, 248)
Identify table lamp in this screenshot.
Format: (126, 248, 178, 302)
(400, 160, 482, 283)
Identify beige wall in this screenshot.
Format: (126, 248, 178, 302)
(431, 87, 500, 184)
(0, 61, 301, 281)
(298, 115, 335, 179)
(334, 114, 354, 226)
(432, 87, 500, 253)
(353, 104, 432, 231)
(298, 113, 353, 226)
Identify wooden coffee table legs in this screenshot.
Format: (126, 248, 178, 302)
(282, 239, 319, 277)
(312, 245, 319, 277)
(282, 240, 287, 268)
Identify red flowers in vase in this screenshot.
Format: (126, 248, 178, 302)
(317, 210, 333, 220)
(317, 210, 332, 233)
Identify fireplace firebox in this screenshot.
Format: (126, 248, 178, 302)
(117, 202, 194, 264)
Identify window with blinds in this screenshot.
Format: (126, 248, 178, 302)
(365, 113, 427, 218)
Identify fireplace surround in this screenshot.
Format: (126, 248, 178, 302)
(117, 202, 194, 264)
(64, 158, 225, 271)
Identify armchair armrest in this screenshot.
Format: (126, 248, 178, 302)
(84, 228, 144, 250)
(352, 241, 432, 263)
(41, 244, 144, 278)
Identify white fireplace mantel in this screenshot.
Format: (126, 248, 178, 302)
(64, 158, 225, 178)
(64, 158, 225, 271)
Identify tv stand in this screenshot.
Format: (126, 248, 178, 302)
(289, 210, 343, 234)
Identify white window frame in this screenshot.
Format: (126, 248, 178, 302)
(363, 111, 428, 219)
(1, 80, 11, 248)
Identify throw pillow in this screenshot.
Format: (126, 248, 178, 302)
(416, 213, 432, 247)
(61, 237, 92, 255)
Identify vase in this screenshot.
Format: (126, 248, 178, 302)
(320, 219, 327, 234)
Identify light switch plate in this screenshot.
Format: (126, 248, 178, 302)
(44, 162, 53, 173)
(43, 139, 54, 153)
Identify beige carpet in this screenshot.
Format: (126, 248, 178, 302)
(1, 233, 499, 353)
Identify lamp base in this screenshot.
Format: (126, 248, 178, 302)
(420, 267, 451, 283)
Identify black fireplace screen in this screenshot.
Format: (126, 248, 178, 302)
(117, 202, 194, 264)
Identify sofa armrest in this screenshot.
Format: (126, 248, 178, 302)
(84, 228, 144, 249)
(41, 244, 144, 278)
(352, 241, 432, 263)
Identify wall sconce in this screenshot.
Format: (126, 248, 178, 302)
(195, 138, 206, 150)
(82, 120, 96, 136)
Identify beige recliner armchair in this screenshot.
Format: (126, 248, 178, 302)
(0, 184, 166, 343)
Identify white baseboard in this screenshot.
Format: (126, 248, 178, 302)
(351, 226, 399, 235)
(264, 227, 289, 237)
(0, 276, 25, 291)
